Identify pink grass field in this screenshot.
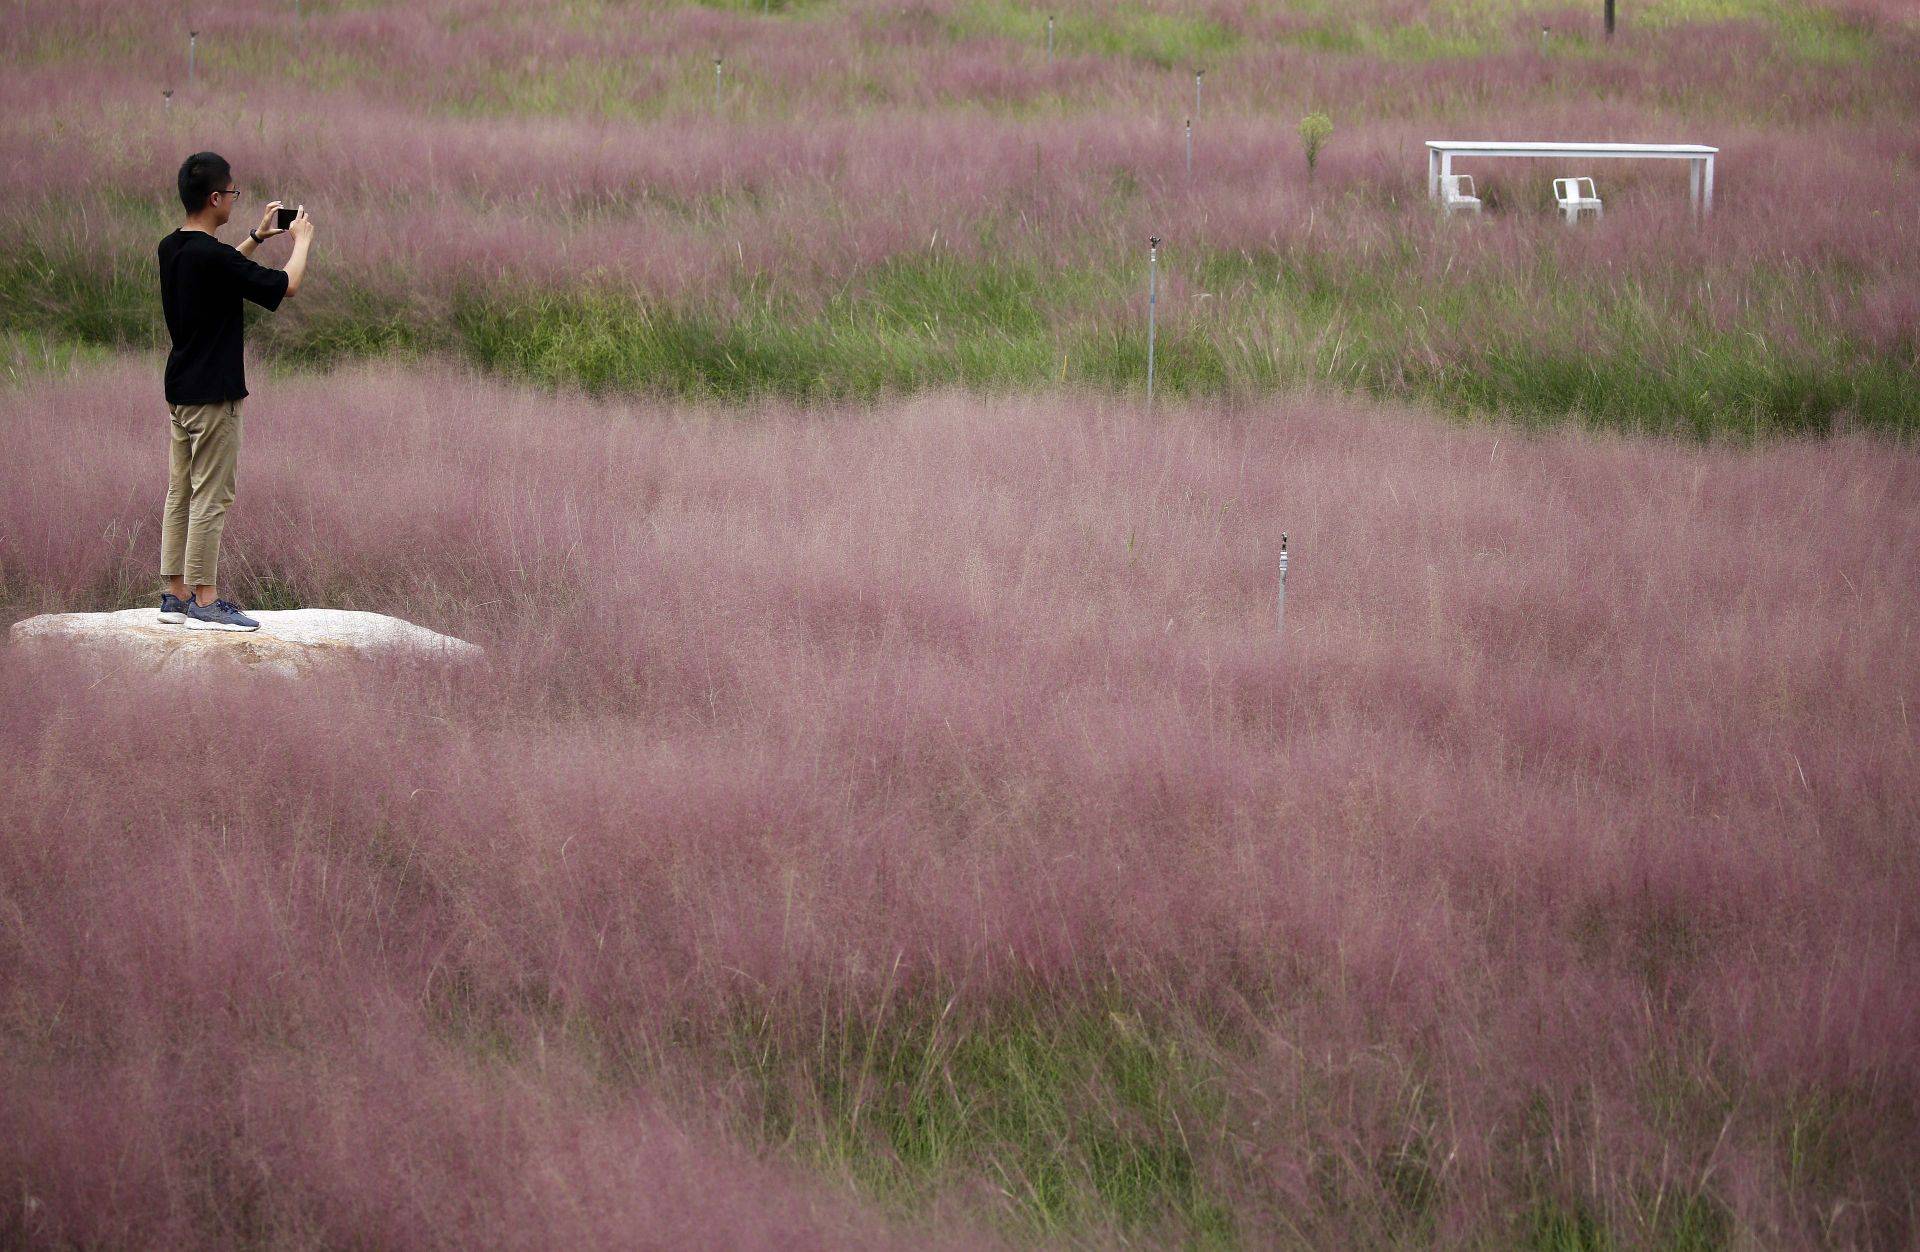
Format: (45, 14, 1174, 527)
(4, 0, 1917, 380)
(2, 356, 1917, 1246)
(8, 64, 1915, 362)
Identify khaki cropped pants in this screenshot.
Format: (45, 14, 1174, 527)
(160, 398, 243, 587)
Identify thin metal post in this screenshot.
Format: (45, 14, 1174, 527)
(1145, 236, 1160, 411)
(1185, 118, 1192, 177)
(188, 30, 198, 87)
(713, 57, 722, 110)
(1046, 15, 1054, 64)
(1193, 69, 1202, 118)
(164, 88, 173, 111)
(1276, 533, 1288, 640)
(1539, 24, 1548, 53)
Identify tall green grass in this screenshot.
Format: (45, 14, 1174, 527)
(946, 1, 1242, 69)
(709, 990, 1240, 1242)
(7, 237, 1909, 437)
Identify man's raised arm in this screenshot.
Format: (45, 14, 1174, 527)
(233, 200, 316, 298)
(281, 206, 315, 298)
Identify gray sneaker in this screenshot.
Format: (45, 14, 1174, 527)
(184, 595, 260, 632)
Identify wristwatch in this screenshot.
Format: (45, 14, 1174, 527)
(247, 228, 264, 244)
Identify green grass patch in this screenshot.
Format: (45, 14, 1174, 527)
(204, 29, 390, 98)
(442, 56, 683, 121)
(5, 233, 1912, 437)
(263, 284, 438, 369)
(452, 252, 1074, 400)
(1273, 19, 1496, 61)
(1197, 245, 1918, 438)
(1588, 0, 1877, 61)
(953, 1, 1241, 69)
(1, 328, 113, 386)
(0, 243, 158, 348)
(414, 970, 1241, 1243)
(689, 0, 829, 12)
(1281, 0, 1877, 64)
(1759, 4, 1877, 64)
(715, 990, 1238, 1243)
(1525, 1198, 1615, 1250)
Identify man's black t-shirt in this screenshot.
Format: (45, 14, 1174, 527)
(157, 228, 290, 405)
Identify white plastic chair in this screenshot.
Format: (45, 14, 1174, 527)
(1553, 176, 1602, 224)
(1440, 173, 1481, 215)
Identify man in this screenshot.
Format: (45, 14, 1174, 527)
(155, 151, 315, 632)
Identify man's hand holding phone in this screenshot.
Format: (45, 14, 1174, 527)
(285, 204, 314, 244)
(237, 197, 315, 296)
(252, 201, 312, 241)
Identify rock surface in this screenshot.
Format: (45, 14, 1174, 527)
(8, 607, 483, 677)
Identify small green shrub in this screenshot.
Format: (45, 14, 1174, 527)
(1299, 111, 1334, 179)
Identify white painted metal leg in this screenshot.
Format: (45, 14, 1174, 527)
(1704, 155, 1714, 216)
(1690, 159, 1702, 216)
(1428, 148, 1439, 199)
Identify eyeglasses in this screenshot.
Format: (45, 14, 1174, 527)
(212, 187, 240, 202)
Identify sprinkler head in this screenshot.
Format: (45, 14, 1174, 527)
(1149, 236, 1161, 247)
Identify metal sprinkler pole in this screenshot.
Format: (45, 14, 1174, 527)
(164, 87, 173, 111)
(713, 57, 722, 110)
(1047, 15, 1054, 65)
(1276, 534, 1289, 640)
(1185, 117, 1192, 177)
(188, 30, 198, 87)
(1145, 236, 1160, 411)
(1193, 68, 1202, 118)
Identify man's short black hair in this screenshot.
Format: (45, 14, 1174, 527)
(177, 151, 233, 213)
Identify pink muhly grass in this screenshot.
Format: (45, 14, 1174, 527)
(1, 0, 1915, 1239)
(4, 0, 1915, 287)
(4, 70, 1913, 380)
(2, 356, 1916, 1243)
(0, 905, 954, 1249)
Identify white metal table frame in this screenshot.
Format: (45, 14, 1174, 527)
(1425, 140, 1718, 217)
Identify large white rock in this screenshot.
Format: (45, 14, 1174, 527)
(8, 607, 484, 677)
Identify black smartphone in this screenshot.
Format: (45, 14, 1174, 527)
(275, 206, 297, 230)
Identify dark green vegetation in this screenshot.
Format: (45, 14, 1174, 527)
(419, 967, 1763, 1249)
(950, 0, 1243, 68)
(714, 992, 1239, 1241)
(4, 234, 1912, 437)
